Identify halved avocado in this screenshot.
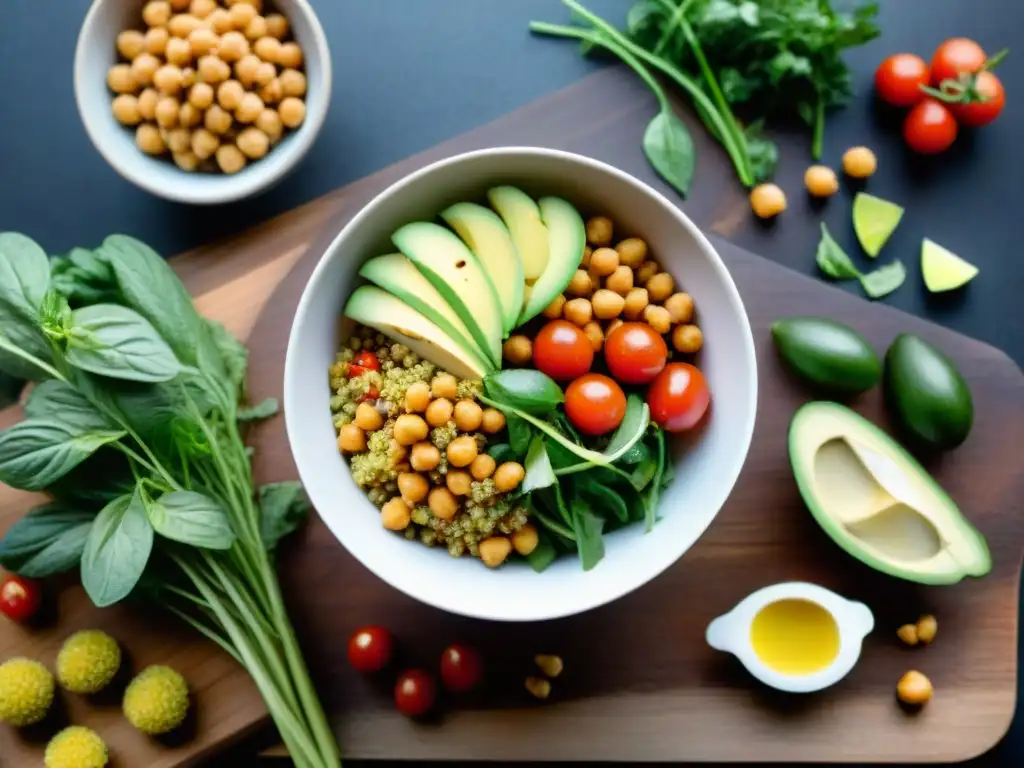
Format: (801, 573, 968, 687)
(517, 197, 586, 325)
(789, 401, 991, 585)
(344, 285, 494, 380)
(487, 186, 549, 283)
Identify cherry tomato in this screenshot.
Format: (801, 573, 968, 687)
(359, 385, 380, 403)
(604, 322, 669, 385)
(564, 374, 627, 436)
(903, 99, 958, 154)
(440, 644, 483, 693)
(347, 625, 394, 673)
(646, 363, 711, 433)
(931, 38, 987, 86)
(874, 53, 930, 107)
(349, 350, 380, 378)
(0, 575, 41, 623)
(951, 70, 1005, 127)
(532, 320, 594, 381)
(394, 669, 437, 717)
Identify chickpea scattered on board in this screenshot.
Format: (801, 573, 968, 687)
(843, 146, 877, 179)
(804, 165, 839, 198)
(896, 670, 932, 707)
(750, 183, 787, 219)
(108, 0, 309, 174)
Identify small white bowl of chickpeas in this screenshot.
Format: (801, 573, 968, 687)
(75, 0, 330, 204)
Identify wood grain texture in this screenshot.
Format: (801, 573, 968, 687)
(0, 67, 1021, 766)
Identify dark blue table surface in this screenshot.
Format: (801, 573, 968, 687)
(1, 1, 1021, 764)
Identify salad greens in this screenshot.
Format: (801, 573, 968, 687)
(0, 234, 339, 768)
(481, 369, 671, 572)
(817, 223, 906, 300)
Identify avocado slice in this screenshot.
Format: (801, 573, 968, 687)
(358, 253, 490, 362)
(344, 285, 493, 380)
(487, 186, 550, 283)
(440, 202, 525, 335)
(518, 197, 586, 325)
(789, 401, 991, 585)
(392, 222, 504, 367)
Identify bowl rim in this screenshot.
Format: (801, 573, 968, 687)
(73, 0, 332, 205)
(284, 146, 759, 621)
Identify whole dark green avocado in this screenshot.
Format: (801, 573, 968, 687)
(771, 317, 881, 395)
(884, 333, 973, 449)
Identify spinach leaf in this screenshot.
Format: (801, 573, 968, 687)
(645, 428, 668, 532)
(528, 491, 575, 542)
(816, 223, 861, 280)
(480, 393, 608, 465)
(486, 442, 516, 464)
(859, 260, 906, 299)
(25, 380, 115, 432)
(643, 109, 696, 198)
(571, 500, 606, 571)
(577, 476, 629, 524)
(617, 440, 650, 466)
(525, 536, 558, 573)
(0, 418, 126, 491)
(631, 458, 659, 490)
(506, 413, 533, 457)
(238, 397, 279, 422)
(0, 232, 50, 319)
(259, 482, 310, 551)
(145, 490, 235, 550)
(51, 247, 120, 306)
(66, 304, 183, 383)
(0, 502, 95, 577)
(556, 397, 650, 475)
(521, 435, 557, 495)
(81, 490, 154, 607)
(483, 370, 564, 415)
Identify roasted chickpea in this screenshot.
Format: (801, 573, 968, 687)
(204, 104, 233, 134)
(805, 165, 839, 198)
(664, 292, 694, 324)
(117, 30, 147, 60)
(636, 260, 659, 286)
(165, 37, 192, 67)
(586, 246, 618, 277)
(446, 470, 472, 496)
(253, 61, 277, 87)
(235, 92, 264, 123)
(197, 54, 231, 84)
(403, 381, 430, 412)
(394, 414, 429, 446)
(279, 97, 306, 128)
(170, 0, 191, 11)
(481, 408, 506, 434)
(606, 318, 624, 337)
(228, 0, 263, 9)
(381, 497, 411, 531)
(470, 454, 496, 481)
(644, 305, 672, 335)
(107, 64, 136, 94)
(234, 53, 261, 87)
(447, 435, 479, 468)
(189, 0, 217, 18)
(563, 298, 593, 327)
(605, 265, 633, 296)
(279, 68, 307, 98)
(479, 537, 512, 568)
(208, 8, 234, 34)
(173, 150, 200, 172)
(354, 402, 384, 431)
(136, 123, 166, 155)
(244, 15, 269, 41)
(188, 82, 214, 109)
(502, 335, 532, 366)
(216, 144, 246, 174)
(258, 77, 283, 105)
(425, 397, 453, 428)
(410, 442, 441, 472)
(229, 1, 258, 28)
(142, 1, 172, 27)
(592, 289, 625, 321)
(428, 487, 459, 521)
(897, 624, 919, 646)
(277, 42, 304, 69)
(337, 423, 366, 453)
(264, 13, 289, 38)
(580, 245, 592, 269)
(190, 127, 219, 159)
(672, 324, 703, 354)
(253, 35, 282, 63)
(168, 14, 203, 38)
(185, 27, 217, 58)
(896, 670, 932, 706)
(153, 64, 184, 95)
(646, 272, 675, 303)
(542, 294, 566, 320)
(180, 67, 196, 89)
(750, 183, 787, 218)
(615, 237, 648, 269)
(511, 523, 539, 556)
(217, 79, 245, 110)
(582, 321, 604, 352)
(843, 146, 877, 179)
(397, 472, 429, 504)
(136, 88, 159, 120)
(112, 94, 141, 125)
(431, 374, 458, 400)
(165, 127, 191, 153)
(493, 462, 525, 492)
(585, 216, 613, 247)
(218, 31, 250, 62)
(916, 615, 938, 645)
(454, 400, 483, 432)
(255, 108, 283, 142)
(144, 27, 169, 56)
(153, 96, 178, 128)
(622, 287, 649, 320)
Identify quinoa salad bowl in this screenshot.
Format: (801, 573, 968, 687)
(284, 148, 758, 622)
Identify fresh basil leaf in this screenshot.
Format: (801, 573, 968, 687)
(577, 477, 629, 524)
(0, 418, 126, 491)
(626, 0, 662, 37)
(145, 490, 235, 550)
(25, 380, 114, 432)
(0, 503, 94, 562)
(0, 305, 52, 381)
(483, 370, 564, 415)
(643, 109, 696, 198)
(51, 247, 120, 306)
(525, 536, 558, 573)
(0, 232, 50, 319)
(521, 435, 557, 495)
(66, 304, 183, 383)
(859, 260, 906, 300)
(238, 397, 279, 422)
(571, 500, 605, 571)
(816, 223, 861, 280)
(81, 490, 154, 608)
(203, 318, 248, 394)
(259, 482, 310, 551)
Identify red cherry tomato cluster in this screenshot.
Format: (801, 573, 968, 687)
(0, 574, 42, 623)
(532, 320, 594, 382)
(347, 625, 483, 718)
(875, 38, 1007, 155)
(348, 350, 381, 378)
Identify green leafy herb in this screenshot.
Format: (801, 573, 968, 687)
(51, 248, 120, 306)
(145, 490, 235, 550)
(479, 392, 608, 466)
(505, 413, 533, 457)
(486, 442, 516, 464)
(521, 435, 557, 495)
(0, 232, 50, 319)
(645, 427, 669, 531)
(0, 419, 126, 491)
(0, 503, 95, 578)
(577, 477, 629, 524)
(525, 536, 559, 572)
(643, 109, 696, 197)
(816, 223, 861, 280)
(571, 500, 606, 571)
(859, 260, 906, 299)
(483, 370, 564, 414)
(66, 305, 184, 383)
(238, 397, 279, 422)
(259, 481, 310, 552)
(555, 396, 650, 474)
(81, 490, 154, 608)
(25, 380, 115, 432)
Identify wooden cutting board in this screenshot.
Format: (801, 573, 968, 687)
(2, 66, 1022, 766)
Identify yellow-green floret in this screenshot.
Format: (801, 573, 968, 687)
(57, 630, 121, 694)
(123, 665, 190, 735)
(0, 657, 54, 726)
(45, 726, 108, 768)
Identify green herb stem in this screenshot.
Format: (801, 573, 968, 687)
(0, 336, 64, 381)
(812, 97, 825, 161)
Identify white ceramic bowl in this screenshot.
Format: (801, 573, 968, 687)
(75, 0, 331, 205)
(284, 148, 758, 622)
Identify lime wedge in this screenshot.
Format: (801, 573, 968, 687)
(852, 193, 905, 258)
(921, 238, 979, 292)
